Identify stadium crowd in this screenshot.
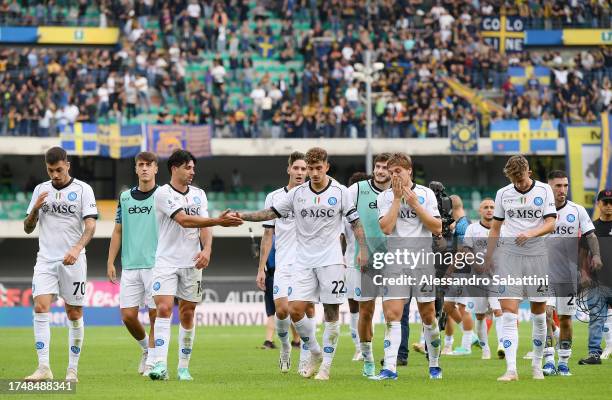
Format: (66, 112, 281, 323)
(0, 0, 611, 137)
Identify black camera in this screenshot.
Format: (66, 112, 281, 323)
(429, 181, 454, 238)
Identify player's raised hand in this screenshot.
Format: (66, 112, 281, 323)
(63, 245, 82, 266)
(107, 263, 118, 284)
(256, 268, 266, 291)
(403, 187, 420, 209)
(194, 249, 211, 269)
(391, 176, 403, 199)
(33, 191, 49, 211)
(217, 209, 243, 227)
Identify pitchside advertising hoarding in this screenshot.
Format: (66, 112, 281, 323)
(1, 280, 538, 327)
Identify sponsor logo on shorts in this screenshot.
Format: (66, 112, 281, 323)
(35, 341, 44, 350)
(566, 214, 576, 223)
(431, 339, 441, 348)
(181, 348, 192, 355)
(70, 346, 81, 354)
(383, 340, 391, 348)
(533, 339, 542, 346)
(153, 282, 161, 291)
(323, 346, 334, 353)
(503, 340, 512, 349)
(67, 192, 78, 201)
(328, 197, 337, 206)
(534, 197, 543, 206)
(273, 285, 279, 295)
(155, 339, 165, 346)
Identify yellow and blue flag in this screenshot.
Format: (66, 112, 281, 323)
(60, 123, 98, 156)
(594, 113, 612, 218)
(491, 119, 558, 153)
(508, 66, 550, 94)
(98, 124, 143, 159)
(565, 124, 602, 211)
(257, 36, 275, 59)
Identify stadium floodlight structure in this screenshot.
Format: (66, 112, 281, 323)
(353, 51, 385, 173)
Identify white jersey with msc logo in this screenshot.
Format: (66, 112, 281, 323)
(262, 187, 296, 268)
(493, 180, 556, 256)
(271, 179, 359, 269)
(154, 183, 209, 268)
(27, 178, 98, 262)
(463, 222, 490, 255)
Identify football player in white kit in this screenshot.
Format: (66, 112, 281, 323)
(484, 156, 557, 381)
(24, 147, 97, 382)
(148, 150, 243, 381)
(461, 198, 504, 360)
(239, 147, 368, 380)
(372, 153, 443, 381)
(543, 170, 600, 376)
(255, 151, 315, 374)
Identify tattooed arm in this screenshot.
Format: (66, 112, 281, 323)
(239, 208, 279, 222)
(351, 218, 369, 268)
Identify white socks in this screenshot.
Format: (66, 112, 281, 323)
(444, 334, 454, 347)
(138, 335, 149, 351)
(475, 318, 489, 349)
(544, 346, 555, 365)
(178, 324, 195, 369)
(461, 328, 474, 350)
(34, 312, 50, 367)
(294, 316, 321, 355)
(350, 312, 360, 351)
(153, 317, 171, 364)
(68, 317, 84, 370)
(275, 315, 291, 352)
(605, 317, 612, 347)
(532, 313, 546, 367)
(424, 321, 441, 368)
(383, 321, 401, 373)
(321, 321, 340, 366)
(494, 314, 504, 348)
(360, 341, 374, 362)
(502, 312, 518, 372)
(558, 340, 572, 366)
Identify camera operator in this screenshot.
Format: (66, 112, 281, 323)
(441, 195, 475, 356)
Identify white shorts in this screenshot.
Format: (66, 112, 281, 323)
(382, 268, 435, 303)
(289, 264, 346, 304)
(151, 266, 203, 303)
(32, 254, 87, 306)
(444, 296, 471, 306)
(546, 296, 577, 316)
(273, 264, 292, 300)
(495, 252, 550, 302)
(472, 296, 501, 314)
(120, 269, 156, 309)
(346, 267, 359, 300)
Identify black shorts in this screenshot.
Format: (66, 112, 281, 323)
(264, 269, 276, 317)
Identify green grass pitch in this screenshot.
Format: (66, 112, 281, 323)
(1, 323, 610, 400)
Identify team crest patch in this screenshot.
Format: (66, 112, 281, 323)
(533, 339, 543, 346)
(328, 197, 337, 206)
(566, 214, 575, 223)
(431, 339, 441, 348)
(67, 192, 78, 201)
(418, 196, 425, 204)
(273, 285, 279, 295)
(534, 197, 543, 206)
(193, 196, 201, 204)
(355, 287, 361, 297)
(503, 340, 512, 348)
(153, 282, 161, 291)
(383, 340, 391, 348)
(324, 346, 334, 353)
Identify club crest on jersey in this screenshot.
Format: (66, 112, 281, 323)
(566, 214, 576, 223)
(328, 197, 337, 206)
(418, 196, 425, 204)
(193, 196, 201, 205)
(534, 197, 543, 206)
(67, 192, 77, 201)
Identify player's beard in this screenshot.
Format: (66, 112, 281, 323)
(374, 175, 390, 185)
